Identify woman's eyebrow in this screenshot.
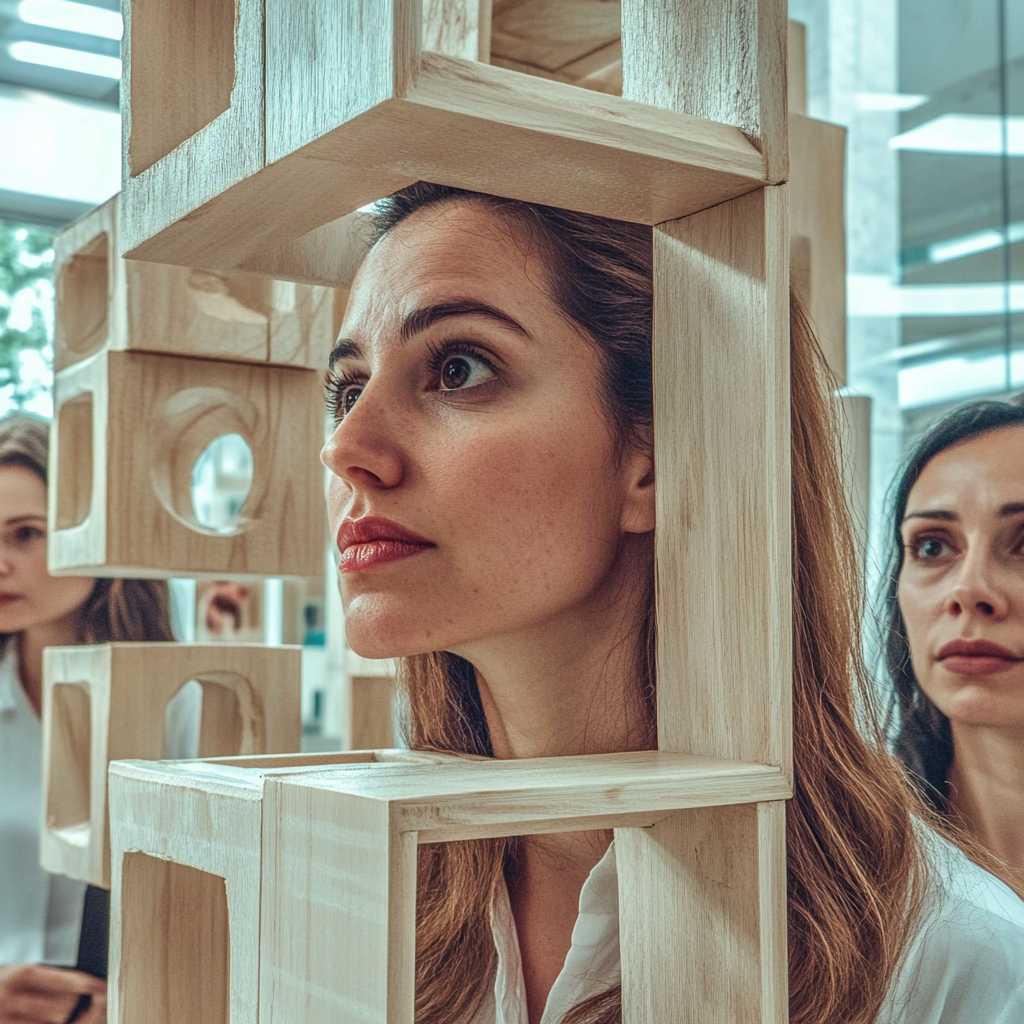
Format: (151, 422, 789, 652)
(2, 514, 46, 526)
(399, 299, 532, 343)
(902, 502, 1024, 524)
(329, 298, 532, 370)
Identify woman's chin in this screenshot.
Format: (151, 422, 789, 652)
(345, 624, 435, 661)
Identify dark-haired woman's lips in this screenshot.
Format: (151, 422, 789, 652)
(0, 594, 23, 605)
(940, 655, 1021, 676)
(937, 638, 1021, 675)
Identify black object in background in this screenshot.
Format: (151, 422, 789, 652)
(65, 885, 109, 1024)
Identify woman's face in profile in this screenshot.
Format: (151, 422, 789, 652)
(321, 201, 651, 660)
(897, 425, 1024, 731)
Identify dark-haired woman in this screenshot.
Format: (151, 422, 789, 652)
(0, 414, 194, 1024)
(883, 395, 1024, 904)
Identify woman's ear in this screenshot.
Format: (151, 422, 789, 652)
(621, 446, 655, 535)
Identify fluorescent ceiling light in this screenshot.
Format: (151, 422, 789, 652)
(0, 83, 120, 204)
(926, 221, 1024, 264)
(18, 0, 122, 41)
(7, 40, 120, 79)
(890, 114, 1024, 156)
(856, 92, 927, 112)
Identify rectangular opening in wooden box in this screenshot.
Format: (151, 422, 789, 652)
(55, 393, 93, 530)
(120, 854, 229, 1024)
(128, 0, 237, 175)
(45, 683, 91, 846)
(57, 232, 108, 361)
(489, 0, 623, 95)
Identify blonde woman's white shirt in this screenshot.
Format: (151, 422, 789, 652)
(475, 828, 1024, 1023)
(0, 641, 199, 967)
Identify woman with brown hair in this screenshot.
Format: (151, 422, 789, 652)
(882, 396, 1024, 898)
(321, 184, 1024, 1023)
(0, 413, 180, 1024)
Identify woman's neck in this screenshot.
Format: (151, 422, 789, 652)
(17, 614, 81, 715)
(948, 721, 1024, 887)
(453, 536, 653, 873)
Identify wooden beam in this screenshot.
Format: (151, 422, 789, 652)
(651, 186, 792, 771)
(621, 0, 788, 182)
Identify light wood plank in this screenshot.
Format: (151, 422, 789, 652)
(788, 21, 808, 115)
(121, 0, 264, 264)
(617, 800, 787, 1023)
(652, 186, 791, 770)
(423, 0, 492, 61)
(279, 751, 790, 842)
(621, 0, 788, 182)
(789, 114, 847, 384)
(259, 782, 418, 1023)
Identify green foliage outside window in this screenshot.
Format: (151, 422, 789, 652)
(0, 219, 55, 412)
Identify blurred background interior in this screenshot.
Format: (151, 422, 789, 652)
(1, 0, 1021, 738)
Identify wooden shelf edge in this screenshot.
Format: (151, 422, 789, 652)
(121, 56, 768, 273)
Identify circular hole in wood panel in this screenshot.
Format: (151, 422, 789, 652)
(191, 433, 254, 534)
(149, 387, 267, 537)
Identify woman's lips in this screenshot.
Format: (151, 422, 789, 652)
(338, 539, 432, 573)
(940, 655, 1021, 676)
(0, 594, 23, 606)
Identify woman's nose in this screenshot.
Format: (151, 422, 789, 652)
(320, 388, 404, 491)
(943, 550, 1009, 620)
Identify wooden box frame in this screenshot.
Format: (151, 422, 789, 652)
(48, 349, 325, 579)
(120, 0, 785, 271)
(109, 2, 796, 1019)
(41, 643, 302, 888)
(108, 750, 459, 1023)
(54, 194, 336, 372)
(108, 751, 788, 1022)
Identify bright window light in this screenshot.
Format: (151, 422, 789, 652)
(8, 40, 121, 79)
(18, 0, 122, 41)
(898, 351, 1011, 409)
(926, 221, 1024, 264)
(856, 92, 927, 112)
(849, 275, 1024, 318)
(0, 84, 120, 204)
(890, 114, 1024, 156)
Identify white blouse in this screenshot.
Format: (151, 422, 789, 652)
(0, 641, 199, 968)
(476, 828, 1024, 1023)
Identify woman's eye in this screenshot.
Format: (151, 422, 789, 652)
(437, 352, 494, 391)
(339, 383, 363, 415)
(323, 372, 363, 423)
(909, 536, 951, 560)
(11, 526, 42, 546)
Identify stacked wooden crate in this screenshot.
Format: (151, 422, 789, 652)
(74, 0, 867, 1020)
(42, 190, 335, 888)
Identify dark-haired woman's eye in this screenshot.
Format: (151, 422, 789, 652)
(908, 536, 950, 561)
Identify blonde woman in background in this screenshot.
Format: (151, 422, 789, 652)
(0, 414, 188, 1024)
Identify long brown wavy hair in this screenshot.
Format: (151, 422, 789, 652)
(0, 413, 174, 646)
(373, 184, 929, 1024)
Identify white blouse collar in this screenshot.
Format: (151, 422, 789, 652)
(489, 842, 620, 1024)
